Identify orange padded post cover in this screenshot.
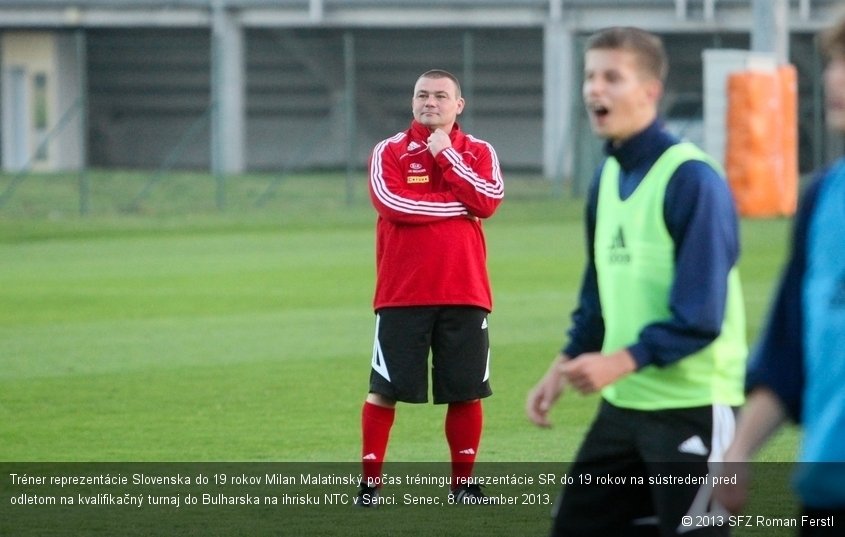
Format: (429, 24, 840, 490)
(725, 65, 798, 217)
(778, 64, 798, 215)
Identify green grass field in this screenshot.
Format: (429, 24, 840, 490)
(0, 172, 802, 535)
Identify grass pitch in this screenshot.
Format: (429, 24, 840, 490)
(0, 171, 801, 535)
(0, 172, 795, 463)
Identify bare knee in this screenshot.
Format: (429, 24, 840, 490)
(366, 392, 396, 408)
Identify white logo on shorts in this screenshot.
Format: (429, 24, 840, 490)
(678, 435, 709, 456)
(372, 314, 391, 381)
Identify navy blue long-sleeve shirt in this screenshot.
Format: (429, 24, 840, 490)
(563, 120, 741, 370)
(744, 170, 827, 423)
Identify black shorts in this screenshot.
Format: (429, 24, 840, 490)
(552, 401, 736, 537)
(368, 306, 492, 404)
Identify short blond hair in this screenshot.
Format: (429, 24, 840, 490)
(585, 26, 668, 83)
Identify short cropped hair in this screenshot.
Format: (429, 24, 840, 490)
(585, 27, 668, 83)
(417, 69, 462, 98)
(820, 16, 845, 57)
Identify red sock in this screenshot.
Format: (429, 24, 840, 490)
(361, 401, 395, 487)
(445, 400, 483, 487)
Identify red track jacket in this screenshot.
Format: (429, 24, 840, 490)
(368, 120, 504, 311)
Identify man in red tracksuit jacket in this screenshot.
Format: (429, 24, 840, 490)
(356, 69, 504, 506)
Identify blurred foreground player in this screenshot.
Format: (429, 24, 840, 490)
(526, 27, 747, 536)
(357, 69, 504, 506)
(715, 16, 845, 536)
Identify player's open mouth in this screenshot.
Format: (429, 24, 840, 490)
(588, 103, 610, 118)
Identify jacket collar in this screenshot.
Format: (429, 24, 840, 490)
(605, 119, 676, 172)
(409, 120, 464, 145)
